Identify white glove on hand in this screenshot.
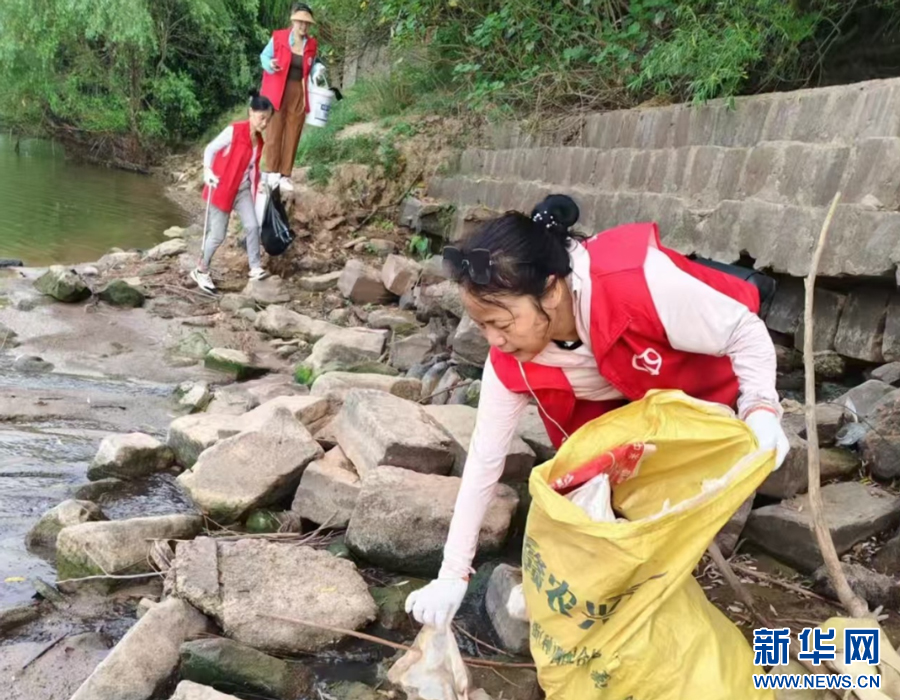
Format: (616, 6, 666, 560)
(405, 578, 468, 629)
(203, 167, 219, 187)
(745, 409, 790, 470)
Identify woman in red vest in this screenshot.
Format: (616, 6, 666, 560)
(406, 194, 790, 628)
(191, 91, 273, 293)
(259, 3, 318, 190)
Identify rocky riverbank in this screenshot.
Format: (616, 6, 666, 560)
(4, 185, 900, 698)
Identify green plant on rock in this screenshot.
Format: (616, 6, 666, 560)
(407, 233, 431, 259)
(293, 364, 315, 386)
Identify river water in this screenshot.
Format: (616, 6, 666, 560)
(0, 134, 189, 266)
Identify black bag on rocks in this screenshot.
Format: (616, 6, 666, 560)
(260, 185, 295, 256)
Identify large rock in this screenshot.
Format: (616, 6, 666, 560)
(744, 482, 900, 572)
(206, 385, 259, 416)
(834, 289, 891, 363)
(450, 314, 490, 367)
(820, 447, 861, 480)
(177, 408, 323, 523)
(381, 255, 422, 296)
(347, 467, 518, 575)
(835, 380, 896, 419)
(485, 564, 529, 655)
(291, 447, 360, 528)
(516, 407, 556, 463)
(242, 395, 332, 431)
(714, 496, 753, 558)
(34, 266, 91, 303)
(88, 433, 175, 481)
(13, 354, 53, 373)
(424, 404, 535, 482)
(98, 250, 142, 271)
(415, 280, 464, 320)
(299, 271, 342, 292)
(179, 638, 313, 700)
(333, 390, 455, 477)
(145, 239, 188, 260)
(873, 532, 900, 574)
(204, 348, 267, 381)
(301, 328, 387, 376)
(757, 430, 808, 499)
(242, 276, 290, 307)
(170, 538, 377, 655)
(167, 414, 242, 468)
(886, 295, 900, 362)
(871, 362, 900, 386)
(240, 374, 310, 404)
(70, 598, 211, 700)
(860, 389, 900, 479)
(171, 332, 212, 361)
(170, 681, 240, 700)
(338, 260, 395, 305)
(811, 563, 900, 609)
(794, 289, 846, 352)
(764, 278, 804, 335)
(366, 308, 419, 332)
(311, 372, 421, 402)
(98, 279, 145, 308)
(25, 500, 106, 554)
(57, 514, 203, 581)
(0, 321, 19, 348)
(255, 305, 339, 341)
(390, 332, 435, 371)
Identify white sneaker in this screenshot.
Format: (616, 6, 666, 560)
(248, 268, 270, 281)
(278, 176, 294, 192)
(190, 268, 216, 292)
(263, 172, 281, 188)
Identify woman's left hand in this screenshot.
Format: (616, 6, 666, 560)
(744, 409, 790, 470)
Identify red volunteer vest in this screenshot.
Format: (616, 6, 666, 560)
(491, 223, 761, 448)
(260, 29, 318, 113)
(202, 121, 263, 213)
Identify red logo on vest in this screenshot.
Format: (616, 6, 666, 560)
(632, 348, 662, 376)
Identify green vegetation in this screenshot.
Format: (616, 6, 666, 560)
(4, 0, 900, 162)
(295, 92, 407, 186)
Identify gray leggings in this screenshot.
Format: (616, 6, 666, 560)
(202, 180, 261, 270)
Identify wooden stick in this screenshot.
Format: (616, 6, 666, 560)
(19, 632, 68, 673)
(803, 193, 868, 620)
(731, 564, 835, 604)
(707, 544, 831, 681)
(262, 615, 536, 669)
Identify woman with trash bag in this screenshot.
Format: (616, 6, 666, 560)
(405, 193, 791, 628)
(259, 2, 318, 190)
(191, 90, 274, 293)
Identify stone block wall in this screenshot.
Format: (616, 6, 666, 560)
(427, 78, 900, 365)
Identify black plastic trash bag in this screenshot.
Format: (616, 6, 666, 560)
(260, 185, 295, 256)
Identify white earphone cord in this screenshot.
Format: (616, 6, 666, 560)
(518, 361, 570, 443)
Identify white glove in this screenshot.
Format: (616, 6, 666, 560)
(745, 409, 790, 470)
(203, 167, 219, 187)
(405, 578, 468, 629)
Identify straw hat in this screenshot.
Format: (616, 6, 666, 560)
(291, 8, 315, 24)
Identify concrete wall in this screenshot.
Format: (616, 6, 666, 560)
(427, 78, 900, 364)
(340, 42, 390, 90)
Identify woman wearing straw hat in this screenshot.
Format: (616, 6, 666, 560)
(259, 3, 318, 190)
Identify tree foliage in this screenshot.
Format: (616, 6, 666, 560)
(0, 0, 275, 153)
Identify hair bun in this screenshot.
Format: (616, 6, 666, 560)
(248, 88, 260, 99)
(531, 194, 579, 237)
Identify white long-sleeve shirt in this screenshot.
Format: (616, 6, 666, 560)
(204, 126, 257, 187)
(438, 241, 780, 580)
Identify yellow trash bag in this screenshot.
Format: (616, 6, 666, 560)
(523, 390, 776, 700)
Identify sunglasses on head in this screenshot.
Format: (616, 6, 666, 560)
(443, 247, 492, 285)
